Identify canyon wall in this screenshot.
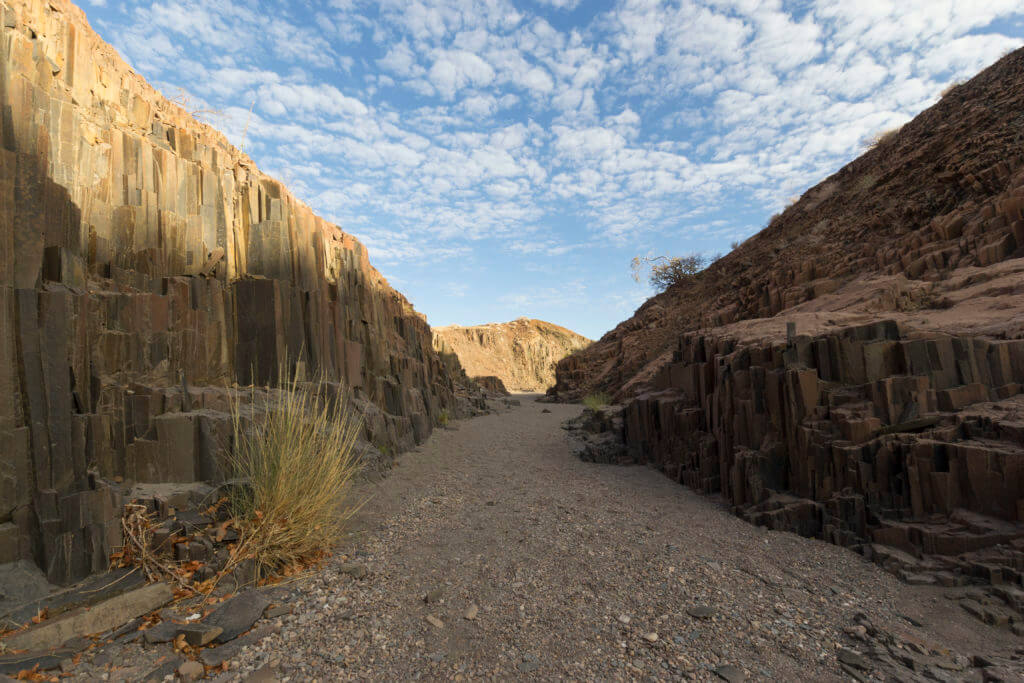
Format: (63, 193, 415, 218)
(0, 0, 460, 584)
(434, 318, 590, 393)
(557, 49, 1024, 593)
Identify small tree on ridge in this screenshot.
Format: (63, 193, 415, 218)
(631, 253, 708, 292)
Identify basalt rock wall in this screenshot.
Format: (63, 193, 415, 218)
(557, 48, 1024, 602)
(627, 322, 1024, 556)
(0, 0, 459, 584)
(553, 48, 1024, 402)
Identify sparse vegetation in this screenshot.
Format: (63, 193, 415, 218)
(167, 86, 223, 124)
(630, 253, 709, 292)
(868, 126, 901, 150)
(439, 409, 450, 427)
(582, 392, 612, 410)
(226, 375, 364, 580)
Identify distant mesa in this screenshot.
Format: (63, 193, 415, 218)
(472, 375, 509, 395)
(434, 318, 591, 393)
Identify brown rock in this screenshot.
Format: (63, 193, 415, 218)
(434, 318, 591, 393)
(0, 0, 466, 585)
(552, 45, 1024, 594)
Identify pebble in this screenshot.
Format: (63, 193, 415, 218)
(177, 660, 204, 680)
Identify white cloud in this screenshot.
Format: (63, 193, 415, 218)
(100, 0, 1024, 301)
(257, 83, 369, 119)
(428, 50, 497, 99)
(534, 0, 581, 9)
(378, 42, 422, 77)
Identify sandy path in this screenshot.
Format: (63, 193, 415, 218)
(70, 396, 1022, 681)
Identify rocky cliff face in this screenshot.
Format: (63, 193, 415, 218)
(556, 49, 1024, 606)
(0, 0, 461, 584)
(434, 318, 590, 393)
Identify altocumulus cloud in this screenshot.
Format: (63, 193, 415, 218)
(84, 0, 1024, 339)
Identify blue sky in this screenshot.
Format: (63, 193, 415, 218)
(81, 0, 1024, 340)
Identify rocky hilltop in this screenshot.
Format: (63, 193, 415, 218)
(556, 48, 1024, 619)
(0, 0, 464, 585)
(434, 318, 590, 393)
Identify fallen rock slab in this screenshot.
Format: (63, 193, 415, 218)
(3, 582, 172, 652)
(199, 624, 279, 668)
(204, 590, 270, 643)
(714, 664, 746, 682)
(179, 623, 223, 647)
(1, 568, 145, 631)
(142, 656, 184, 682)
(0, 648, 73, 675)
(142, 620, 181, 644)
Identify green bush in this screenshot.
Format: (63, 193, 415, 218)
(582, 392, 612, 410)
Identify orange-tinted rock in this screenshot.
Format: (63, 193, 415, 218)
(434, 318, 590, 393)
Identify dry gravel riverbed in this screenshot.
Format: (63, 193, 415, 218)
(66, 396, 1023, 681)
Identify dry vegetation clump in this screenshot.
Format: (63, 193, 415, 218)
(868, 127, 901, 149)
(582, 392, 612, 410)
(226, 376, 364, 580)
(118, 503, 194, 591)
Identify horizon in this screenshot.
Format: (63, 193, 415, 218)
(81, 0, 1024, 340)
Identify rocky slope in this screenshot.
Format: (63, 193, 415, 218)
(555, 48, 1024, 630)
(0, 0, 465, 585)
(434, 318, 591, 392)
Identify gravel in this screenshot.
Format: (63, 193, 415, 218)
(67, 396, 1024, 681)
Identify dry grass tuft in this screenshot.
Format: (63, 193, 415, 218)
(226, 375, 364, 580)
(582, 392, 612, 410)
(868, 127, 900, 150)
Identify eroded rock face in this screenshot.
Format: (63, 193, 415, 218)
(0, 0, 460, 583)
(555, 47, 1024, 617)
(553, 48, 1024, 403)
(434, 318, 590, 393)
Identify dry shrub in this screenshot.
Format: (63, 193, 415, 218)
(115, 503, 195, 594)
(582, 392, 612, 410)
(869, 127, 900, 149)
(227, 375, 363, 579)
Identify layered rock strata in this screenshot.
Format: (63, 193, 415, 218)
(434, 318, 590, 392)
(0, 0, 460, 584)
